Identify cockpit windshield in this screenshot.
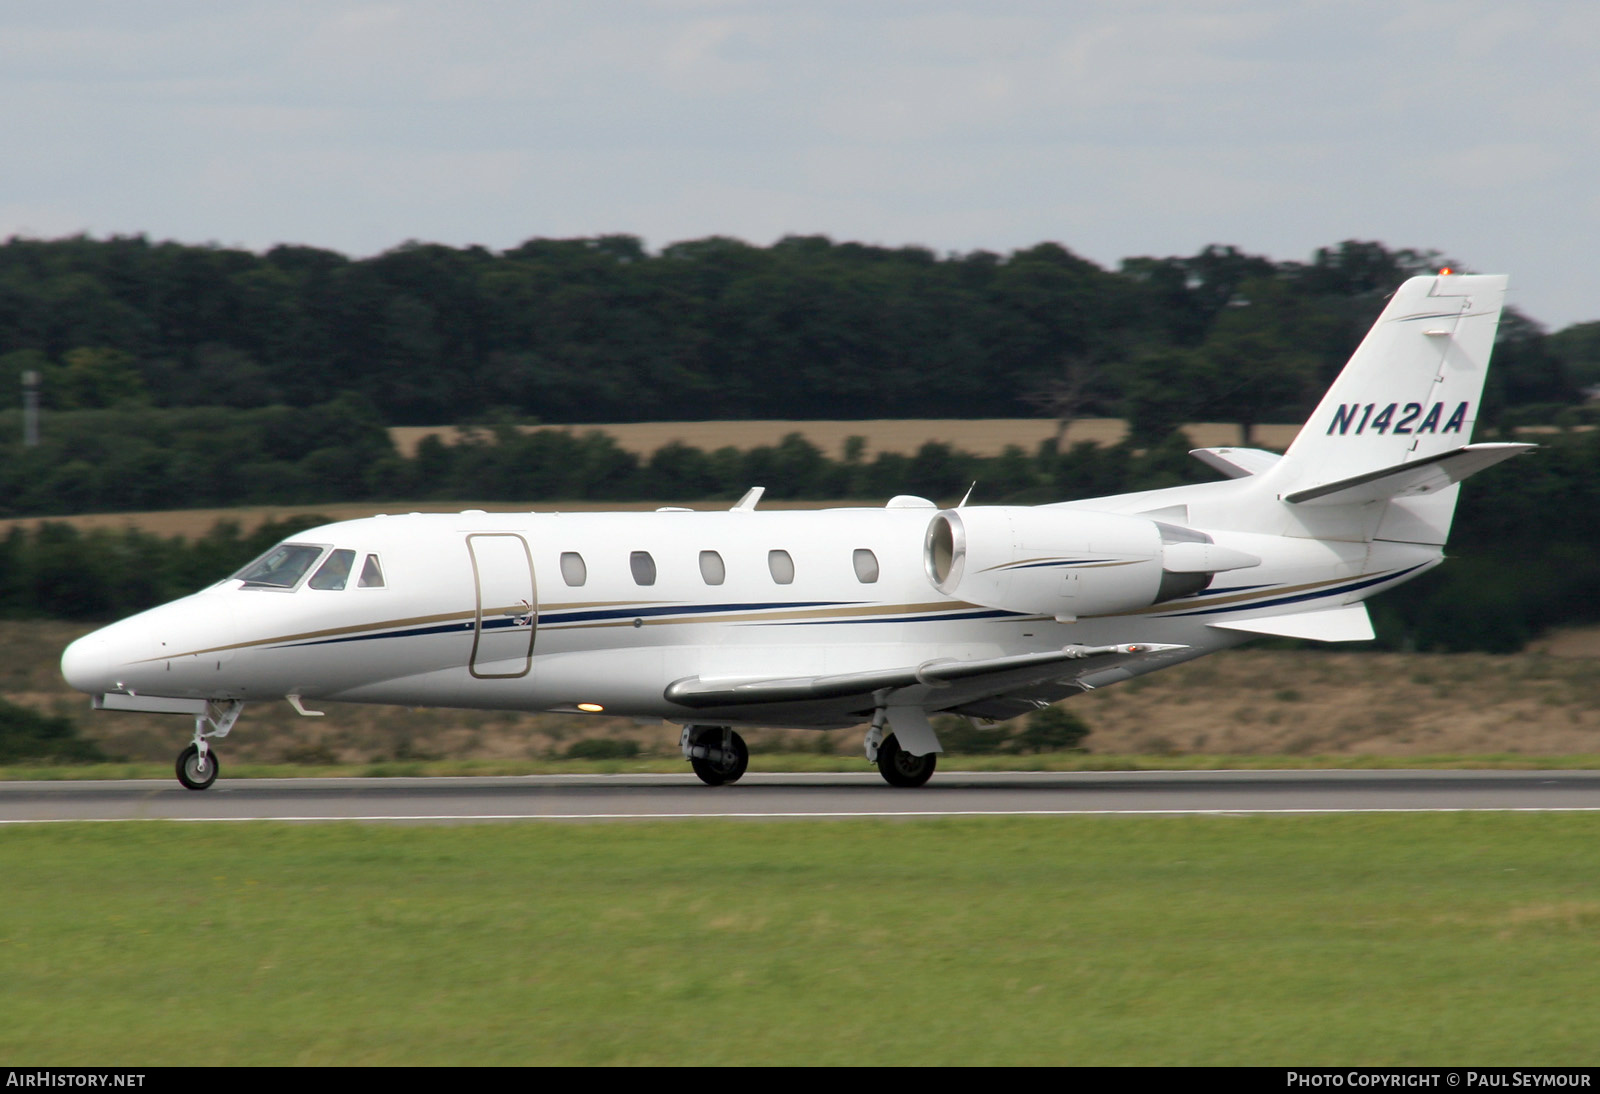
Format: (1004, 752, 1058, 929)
(232, 543, 326, 589)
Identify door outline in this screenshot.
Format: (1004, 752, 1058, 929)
(467, 533, 536, 679)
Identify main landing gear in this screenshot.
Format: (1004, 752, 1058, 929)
(681, 725, 749, 786)
(864, 706, 938, 788)
(176, 700, 243, 791)
(874, 733, 937, 788)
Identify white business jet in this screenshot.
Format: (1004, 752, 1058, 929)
(61, 273, 1529, 790)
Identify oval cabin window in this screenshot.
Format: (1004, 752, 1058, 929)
(699, 550, 726, 585)
(560, 552, 587, 587)
(630, 551, 657, 586)
(768, 549, 794, 585)
(853, 548, 880, 583)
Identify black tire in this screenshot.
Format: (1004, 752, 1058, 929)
(176, 744, 219, 791)
(876, 733, 936, 788)
(689, 728, 749, 786)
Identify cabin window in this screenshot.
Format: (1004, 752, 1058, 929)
(630, 551, 657, 586)
(768, 549, 795, 585)
(560, 552, 587, 587)
(853, 548, 880, 583)
(309, 549, 356, 591)
(234, 543, 325, 589)
(357, 554, 385, 588)
(699, 550, 725, 585)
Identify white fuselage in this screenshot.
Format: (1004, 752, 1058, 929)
(60, 500, 1440, 731)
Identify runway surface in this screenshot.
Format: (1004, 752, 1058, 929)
(3, 769, 1600, 823)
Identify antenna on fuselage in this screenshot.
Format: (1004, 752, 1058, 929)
(731, 486, 765, 512)
(958, 482, 976, 507)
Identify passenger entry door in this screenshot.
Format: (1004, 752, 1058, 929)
(467, 533, 535, 679)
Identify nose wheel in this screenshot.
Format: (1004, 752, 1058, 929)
(176, 743, 220, 790)
(175, 700, 244, 791)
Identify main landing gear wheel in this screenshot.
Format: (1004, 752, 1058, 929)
(176, 744, 219, 791)
(876, 733, 936, 788)
(688, 727, 749, 786)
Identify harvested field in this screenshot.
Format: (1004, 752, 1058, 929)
(388, 419, 1306, 459)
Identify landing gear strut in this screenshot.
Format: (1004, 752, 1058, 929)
(681, 724, 749, 786)
(176, 700, 243, 791)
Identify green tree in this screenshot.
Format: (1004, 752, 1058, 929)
(47, 347, 149, 409)
(1123, 349, 1213, 446)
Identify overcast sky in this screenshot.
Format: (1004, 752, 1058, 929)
(4, 1, 1597, 328)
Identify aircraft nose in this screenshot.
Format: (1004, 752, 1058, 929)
(60, 624, 150, 695)
(61, 631, 112, 693)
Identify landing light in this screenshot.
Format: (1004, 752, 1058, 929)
(577, 703, 605, 713)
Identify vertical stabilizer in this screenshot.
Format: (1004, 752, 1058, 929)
(1257, 273, 1509, 544)
(1275, 273, 1508, 485)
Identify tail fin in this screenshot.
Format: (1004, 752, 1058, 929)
(1261, 273, 1515, 543)
(1283, 273, 1507, 475)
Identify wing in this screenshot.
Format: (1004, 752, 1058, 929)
(663, 641, 1187, 715)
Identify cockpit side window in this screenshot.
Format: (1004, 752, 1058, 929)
(309, 549, 357, 590)
(357, 554, 386, 588)
(234, 543, 326, 589)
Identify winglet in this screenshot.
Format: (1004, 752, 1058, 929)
(731, 486, 765, 512)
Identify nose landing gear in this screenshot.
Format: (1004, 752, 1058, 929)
(176, 743, 219, 790)
(175, 700, 244, 791)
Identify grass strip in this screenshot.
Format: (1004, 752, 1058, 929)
(3, 813, 1598, 1065)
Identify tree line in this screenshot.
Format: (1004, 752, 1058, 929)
(1, 231, 1596, 653)
(1, 234, 1592, 431)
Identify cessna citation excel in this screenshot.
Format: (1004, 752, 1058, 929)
(62, 273, 1529, 790)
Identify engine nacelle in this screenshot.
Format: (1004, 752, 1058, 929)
(924, 507, 1259, 619)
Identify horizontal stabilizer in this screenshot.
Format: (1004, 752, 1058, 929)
(1282, 443, 1533, 506)
(1190, 447, 1284, 479)
(1209, 603, 1374, 642)
(665, 642, 1186, 708)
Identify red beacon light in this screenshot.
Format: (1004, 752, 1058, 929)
(1439, 267, 1453, 275)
